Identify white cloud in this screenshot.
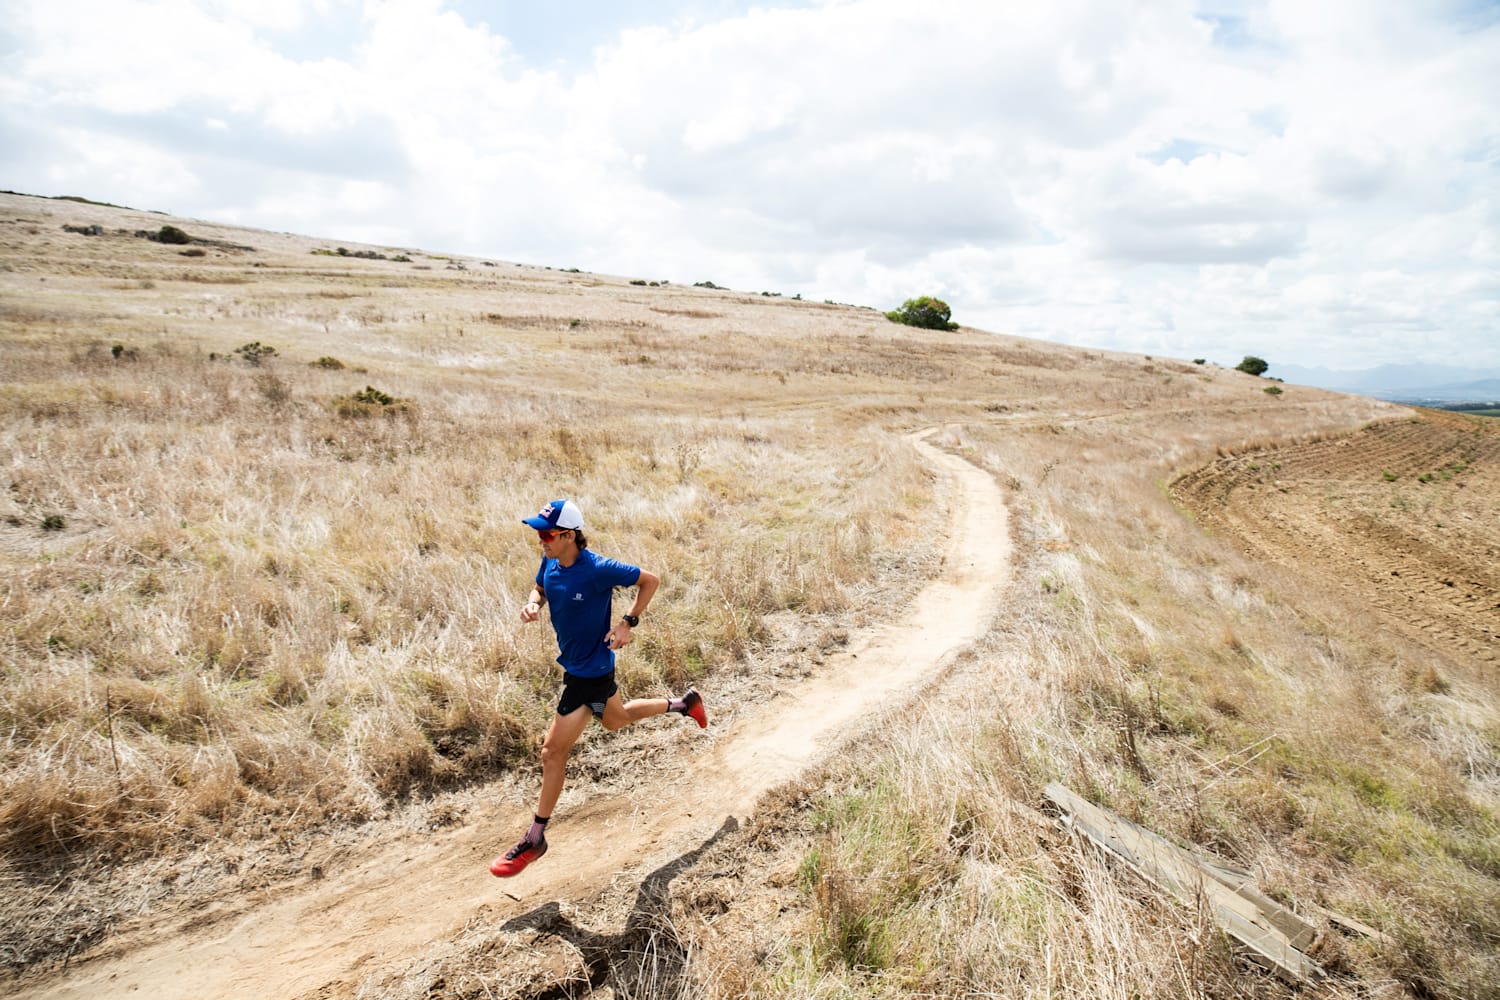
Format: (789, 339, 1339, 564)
(43, 127, 203, 205)
(2, 0, 1497, 370)
(210, 0, 332, 33)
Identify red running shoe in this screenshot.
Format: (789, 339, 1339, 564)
(490, 835, 547, 878)
(682, 687, 707, 729)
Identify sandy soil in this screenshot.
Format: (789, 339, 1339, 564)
(4, 432, 1009, 1000)
(1172, 408, 1500, 669)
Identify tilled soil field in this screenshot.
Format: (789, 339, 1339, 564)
(1173, 408, 1500, 669)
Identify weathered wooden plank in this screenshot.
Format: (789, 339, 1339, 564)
(1213, 902, 1327, 983)
(1181, 846, 1319, 950)
(1043, 782, 1326, 984)
(1306, 901, 1394, 946)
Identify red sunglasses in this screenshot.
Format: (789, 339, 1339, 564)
(537, 528, 571, 542)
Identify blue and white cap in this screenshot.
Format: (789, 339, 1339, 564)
(522, 498, 585, 531)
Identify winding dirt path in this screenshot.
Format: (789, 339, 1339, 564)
(10, 433, 1011, 1000)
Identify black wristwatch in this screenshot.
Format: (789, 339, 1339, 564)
(621, 614, 640, 628)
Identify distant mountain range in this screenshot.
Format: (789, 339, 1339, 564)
(1274, 363, 1500, 405)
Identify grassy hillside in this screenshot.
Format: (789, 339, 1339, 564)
(2, 192, 1495, 998)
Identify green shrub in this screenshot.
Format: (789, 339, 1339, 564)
(1235, 355, 1269, 376)
(885, 296, 958, 331)
(1263, 385, 1284, 396)
(311, 356, 345, 370)
(332, 386, 408, 419)
(234, 342, 277, 366)
(156, 225, 192, 245)
(315, 247, 402, 261)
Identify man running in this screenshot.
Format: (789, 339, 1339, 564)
(491, 498, 707, 878)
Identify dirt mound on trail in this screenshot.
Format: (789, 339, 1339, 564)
(1172, 409, 1500, 668)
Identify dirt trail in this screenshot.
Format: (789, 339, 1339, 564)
(10, 432, 1010, 1000)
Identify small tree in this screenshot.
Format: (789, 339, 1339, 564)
(886, 296, 958, 331)
(1235, 355, 1269, 376)
(157, 225, 192, 245)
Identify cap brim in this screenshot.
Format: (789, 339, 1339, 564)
(521, 516, 551, 530)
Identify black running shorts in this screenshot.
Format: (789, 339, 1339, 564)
(557, 671, 618, 718)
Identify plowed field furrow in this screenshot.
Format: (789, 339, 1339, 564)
(1173, 410, 1500, 672)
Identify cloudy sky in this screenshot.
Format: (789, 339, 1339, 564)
(3, 0, 1498, 372)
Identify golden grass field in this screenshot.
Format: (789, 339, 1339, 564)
(1, 190, 1496, 998)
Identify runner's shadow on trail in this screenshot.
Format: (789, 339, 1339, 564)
(500, 816, 738, 998)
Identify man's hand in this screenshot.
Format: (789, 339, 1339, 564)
(521, 600, 542, 623)
(605, 622, 633, 650)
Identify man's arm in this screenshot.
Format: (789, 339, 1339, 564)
(607, 569, 659, 648)
(520, 584, 545, 623)
(625, 570, 659, 620)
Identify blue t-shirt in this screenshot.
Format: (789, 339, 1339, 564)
(536, 549, 642, 677)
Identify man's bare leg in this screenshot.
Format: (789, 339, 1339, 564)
(601, 694, 669, 732)
(537, 705, 593, 818)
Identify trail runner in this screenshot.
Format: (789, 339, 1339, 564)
(491, 498, 707, 878)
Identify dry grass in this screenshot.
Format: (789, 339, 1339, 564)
(700, 403, 1496, 998)
(0, 338, 927, 859)
(3, 192, 1496, 997)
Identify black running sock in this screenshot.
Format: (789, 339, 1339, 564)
(668, 696, 685, 713)
(527, 815, 549, 843)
